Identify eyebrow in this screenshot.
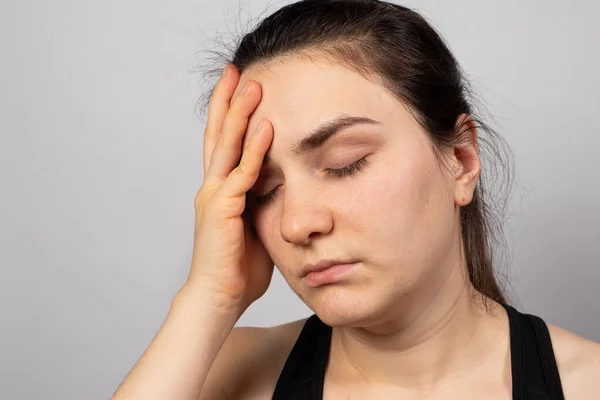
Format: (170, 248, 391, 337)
(262, 115, 381, 166)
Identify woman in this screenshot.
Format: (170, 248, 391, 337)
(111, 1, 600, 399)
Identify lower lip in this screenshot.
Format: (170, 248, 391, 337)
(303, 262, 358, 287)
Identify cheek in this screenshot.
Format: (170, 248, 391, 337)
(357, 148, 454, 270)
(359, 152, 435, 229)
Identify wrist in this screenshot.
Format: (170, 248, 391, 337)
(172, 282, 246, 322)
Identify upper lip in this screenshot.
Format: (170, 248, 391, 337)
(301, 259, 358, 278)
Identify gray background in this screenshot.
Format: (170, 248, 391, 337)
(1, 0, 598, 399)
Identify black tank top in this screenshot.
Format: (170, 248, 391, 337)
(272, 304, 565, 399)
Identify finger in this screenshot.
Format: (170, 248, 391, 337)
(203, 64, 239, 173)
(217, 119, 272, 200)
(204, 80, 262, 184)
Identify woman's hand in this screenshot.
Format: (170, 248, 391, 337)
(184, 63, 274, 315)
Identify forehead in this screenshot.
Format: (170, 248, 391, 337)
(236, 57, 403, 154)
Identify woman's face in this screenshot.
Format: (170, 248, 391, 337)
(236, 56, 473, 326)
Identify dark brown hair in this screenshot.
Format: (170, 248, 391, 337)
(196, 0, 515, 305)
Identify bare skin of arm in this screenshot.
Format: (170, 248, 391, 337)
(110, 285, 305, 400)
(110, 285, 244, 400)
(548, 324, 600, 398)
(200, 318, 307, 400)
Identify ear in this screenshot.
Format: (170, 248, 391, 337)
(452, 114, 480, 207)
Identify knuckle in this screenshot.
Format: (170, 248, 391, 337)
(235, 160, 252, 178)
(194, 185, 216, 210)
(236, 161, 258, 182)
(212, 136, 229, 152)
(194, 189, 208, 210)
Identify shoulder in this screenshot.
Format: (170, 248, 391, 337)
(546, 321, 600, 399)
(201, 316, 308, 399)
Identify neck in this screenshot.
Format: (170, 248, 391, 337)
(328, 263, 508, 391)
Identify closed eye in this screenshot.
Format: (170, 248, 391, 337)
(250, 157, 368, 208)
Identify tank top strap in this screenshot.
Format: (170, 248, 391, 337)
(272, 314, 331, 400)
(503, 304, 565, 400)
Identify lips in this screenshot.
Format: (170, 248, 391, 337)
(301, 258, 358, 278)
(302, 262, 359, 287)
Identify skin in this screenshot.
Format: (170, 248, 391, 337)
(209, 55, 600, 399)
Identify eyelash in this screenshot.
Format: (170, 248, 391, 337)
(251, 157, 368, 208)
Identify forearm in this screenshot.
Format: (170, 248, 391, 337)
(111, 286, 242, 400)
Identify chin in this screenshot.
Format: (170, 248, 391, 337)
(304, 286, 385, 328)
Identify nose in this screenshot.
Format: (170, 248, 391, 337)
(279, 188, 334, 245)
